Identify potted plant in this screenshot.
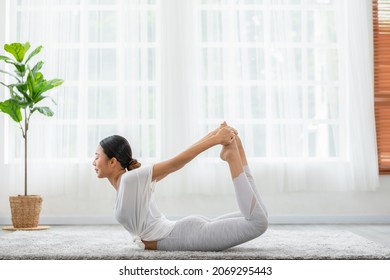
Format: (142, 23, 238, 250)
(0, 42, 63, 229)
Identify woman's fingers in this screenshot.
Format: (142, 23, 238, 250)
(220, 121, 238, 135)
(217, 127, 237, 145)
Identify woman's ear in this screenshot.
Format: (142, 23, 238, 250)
(109, 157, 119, 167)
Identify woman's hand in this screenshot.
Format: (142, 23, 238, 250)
(220, 121, 238, 135)
(214, 126, 236, 145)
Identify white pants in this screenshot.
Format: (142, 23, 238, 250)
(157, 166, 268, 251)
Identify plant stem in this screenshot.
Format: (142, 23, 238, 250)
(24, 109, 28, 196)
(24, 126, 27, 196)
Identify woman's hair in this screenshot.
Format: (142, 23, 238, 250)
(99, 135, 141, 171)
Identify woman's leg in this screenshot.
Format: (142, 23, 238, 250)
(211, 135, 268, 220)
(157, 140, 268, 251)
(235, 136, 268, 217)
(218, 122, 267, 217)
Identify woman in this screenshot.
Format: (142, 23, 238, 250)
(93, 122, 268, 251)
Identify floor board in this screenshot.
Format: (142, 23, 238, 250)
(270, 224, 390, 248)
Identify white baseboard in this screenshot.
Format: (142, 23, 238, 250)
(1, 215, 390, 225)
(0, 216, 118, 225)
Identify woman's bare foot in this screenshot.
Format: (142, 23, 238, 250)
(220, 139, 244, 178)
(220, 140, 240, 162)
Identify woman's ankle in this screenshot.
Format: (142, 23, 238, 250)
(220, 140, 240, 162)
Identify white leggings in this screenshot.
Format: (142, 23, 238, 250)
(156, 166, 268, 251)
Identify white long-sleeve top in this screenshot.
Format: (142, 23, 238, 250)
(114, 165, 176, 249)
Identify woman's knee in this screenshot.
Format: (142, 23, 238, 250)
(257, 218, 268, 237)
(250, 209, 268, 238)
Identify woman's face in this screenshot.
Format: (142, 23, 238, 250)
(92, 145, 110, 178)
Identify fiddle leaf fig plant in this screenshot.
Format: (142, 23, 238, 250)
(0, 42, 64, 196)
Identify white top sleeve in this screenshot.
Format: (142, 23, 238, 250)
(114, 165, 175, 249)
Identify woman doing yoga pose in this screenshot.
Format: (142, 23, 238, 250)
(93, 122, 268, 251)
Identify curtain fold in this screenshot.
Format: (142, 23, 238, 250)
(341, 0, 379, 190)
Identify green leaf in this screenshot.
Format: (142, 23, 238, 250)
(14, 83, 33, 103)
(40, 78, 64, 93)
(14, 64, 26, 78)
(16, 102, 30, 109)
(1, 58, 19, 67)
(31, 61, 44, 75)
(32, 78, 64, 102)
(27, 70, 43, 95)
(33, 106, 54, 117)
(0, 69, 21, 82)
(25, 45, 42, 64)
(26, 71, 35, 98)
(0, 55, 12, 61)
(0, 99, 23, 122)
(7, 83, 21, 98)
(28, 71, 43, 98)
(4, 42, 31, 63)
(33, 95, 47, 104)
(15, 83, 28, 94)
(3, 84, 20, 101)
(34, 72, 44, 83)
(34, 95, 57, 105)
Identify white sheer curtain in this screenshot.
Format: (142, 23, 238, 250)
(340, 0, 379, 190)
(1, 0, 160, 219)
(0, 0, 380, 221)
(183, 0, 379, 193)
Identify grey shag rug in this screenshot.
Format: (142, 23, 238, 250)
(1, 225, 390, 260)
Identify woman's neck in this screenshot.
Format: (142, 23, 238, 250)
(108, 169, 126, 191)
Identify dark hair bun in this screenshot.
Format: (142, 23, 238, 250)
(127, 158, 141, 171)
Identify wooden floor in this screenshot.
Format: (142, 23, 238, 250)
(337, 224, 390, 247)
(270, 224, 390, 248)
(2, 224, 390, 248)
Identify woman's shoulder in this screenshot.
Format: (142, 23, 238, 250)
(121, 164, 153, 183)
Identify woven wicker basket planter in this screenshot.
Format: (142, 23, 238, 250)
(9, 195, 42, 228)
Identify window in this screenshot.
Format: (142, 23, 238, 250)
(4, 0, 159, 162)
(198, 0, 342, 160)
(1, 0, 379, 194)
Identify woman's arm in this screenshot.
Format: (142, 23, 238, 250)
(152, 126, 236, 182)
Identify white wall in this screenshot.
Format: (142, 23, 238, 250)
(155, 175, 390, 224)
